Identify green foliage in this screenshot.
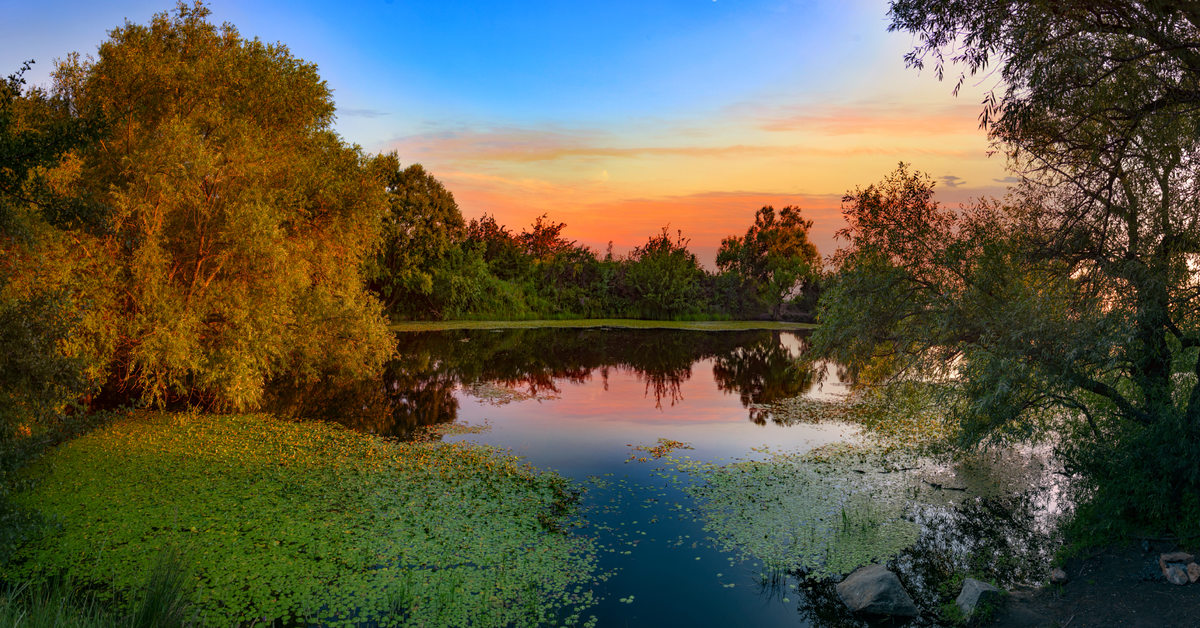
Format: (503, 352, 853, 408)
(427, 246, 534, 319)
(0, 580, 111, 628)
(389, 319, 811, 332)
(623, 228, 705, 319)
(0, 62, 116, 565)
(32, 3, 396, 409)
(5, 412, 598, 626)
(466, 214, 529, 282)
(717, 206, 821, 319)
(834, 1, 1200, 541)
(0, 547, 193, 628)
(0, 63, 101, 238)
(367, 161, 467, 316)
(128, 546, 192, 628)
(398, 208, 824, 321)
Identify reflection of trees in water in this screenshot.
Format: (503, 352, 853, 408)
(265, 352, 459, 440)
(268, 328, 823, 438)
(712, 333, 818, 425)
(788, 488, 1055, 625)
(894, 490, 1056, 602)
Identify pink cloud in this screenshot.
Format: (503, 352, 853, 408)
(752, 102, 986, 136)
(384, 127, 975, 166)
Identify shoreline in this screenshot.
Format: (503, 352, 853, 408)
(390, 318, 816, 332)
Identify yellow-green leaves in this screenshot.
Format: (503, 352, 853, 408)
(7, 412, 599, 626)
(43, 3, 395, 409)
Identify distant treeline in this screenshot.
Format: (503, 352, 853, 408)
(365, 164, 822, 322)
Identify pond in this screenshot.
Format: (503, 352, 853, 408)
(270, 327, 1065, 626)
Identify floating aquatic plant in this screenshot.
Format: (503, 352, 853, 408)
(626, 438, 693, 462)
(657, 445, 922, 579)
(463, 382, 560, 405)
(5, 412, 599, 626)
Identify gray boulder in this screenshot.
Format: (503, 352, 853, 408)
(956, 578, 1003, 619)
(836, 564, 919, 617)
(1049, 567, 1068, 585)
(1166, 564, 1189, 585)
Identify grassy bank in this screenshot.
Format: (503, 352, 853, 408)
(391, 319, 815, 332)
(3, 412, 598, 626)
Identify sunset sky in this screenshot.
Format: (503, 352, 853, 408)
(2, 0, 1013, 265)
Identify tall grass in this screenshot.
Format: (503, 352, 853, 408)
(0, 580, 108, 628)
(127, 546, 192, 628)
(0, 547, 193, 628)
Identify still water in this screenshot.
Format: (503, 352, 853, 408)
(271, 327, 1058, 626)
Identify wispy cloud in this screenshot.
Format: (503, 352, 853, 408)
(748, 102, 984, 136)
(338, 108, 390, 118)
(939, 174, 965, 188)
(385, 126, 975, 165)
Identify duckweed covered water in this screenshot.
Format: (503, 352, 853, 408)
(7, 413, 600, 626)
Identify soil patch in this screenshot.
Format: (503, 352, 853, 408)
(989, 543, 1200, 628)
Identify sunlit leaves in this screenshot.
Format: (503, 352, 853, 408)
(43, 3, 395, 409)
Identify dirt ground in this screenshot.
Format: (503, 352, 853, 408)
(989, 543, 1200, 628)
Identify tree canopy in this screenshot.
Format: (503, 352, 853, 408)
(368, 161, 466, 313)
(3, 3, 395, 411)
(811, 1, 1200, 537)
(717, 205, 820, 318)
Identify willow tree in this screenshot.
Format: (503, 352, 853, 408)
(814, 1, 1200, 536)
(28, 3, 395, 409)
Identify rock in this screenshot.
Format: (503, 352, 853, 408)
(1166, 564, 1189, 586)
(1189, 562, 1200, 584)
(836, 564, 919, 617)
(956, 578, 1003, 619)
(1049, 567, 1068, 585)
(1159, 552, 1195, 572)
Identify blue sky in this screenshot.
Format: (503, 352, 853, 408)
(1, 0, 1009, 262)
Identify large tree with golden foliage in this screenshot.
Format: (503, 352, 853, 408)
(5, 2, 394, 409)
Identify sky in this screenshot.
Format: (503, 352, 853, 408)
(1, 0, 1013, 265)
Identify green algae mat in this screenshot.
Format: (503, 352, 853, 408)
(5, 413, 599, 626)
(390, 319, 814, 332)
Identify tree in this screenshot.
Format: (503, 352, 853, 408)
(717, 206, 820, 318)
(466, 214, 527, 281)
(0, 62, 102, 237)
(23, 3, 395, 409)
(367, 161, 466, 315)
(518, 213, 575, 261)
(624, 227, 705, 319)
(889, 1, 1200, 155)
(812, 0, 1200, 537)
(0, 64, 96, 442)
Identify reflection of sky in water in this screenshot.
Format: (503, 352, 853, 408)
(447, 356, 856, 476)
(437, 335, 856, 627)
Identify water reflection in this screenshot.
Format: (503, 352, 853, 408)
(267, 328, 823, 438)
(713, 340, 817, 424)
(789, 488, 1059, 626)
